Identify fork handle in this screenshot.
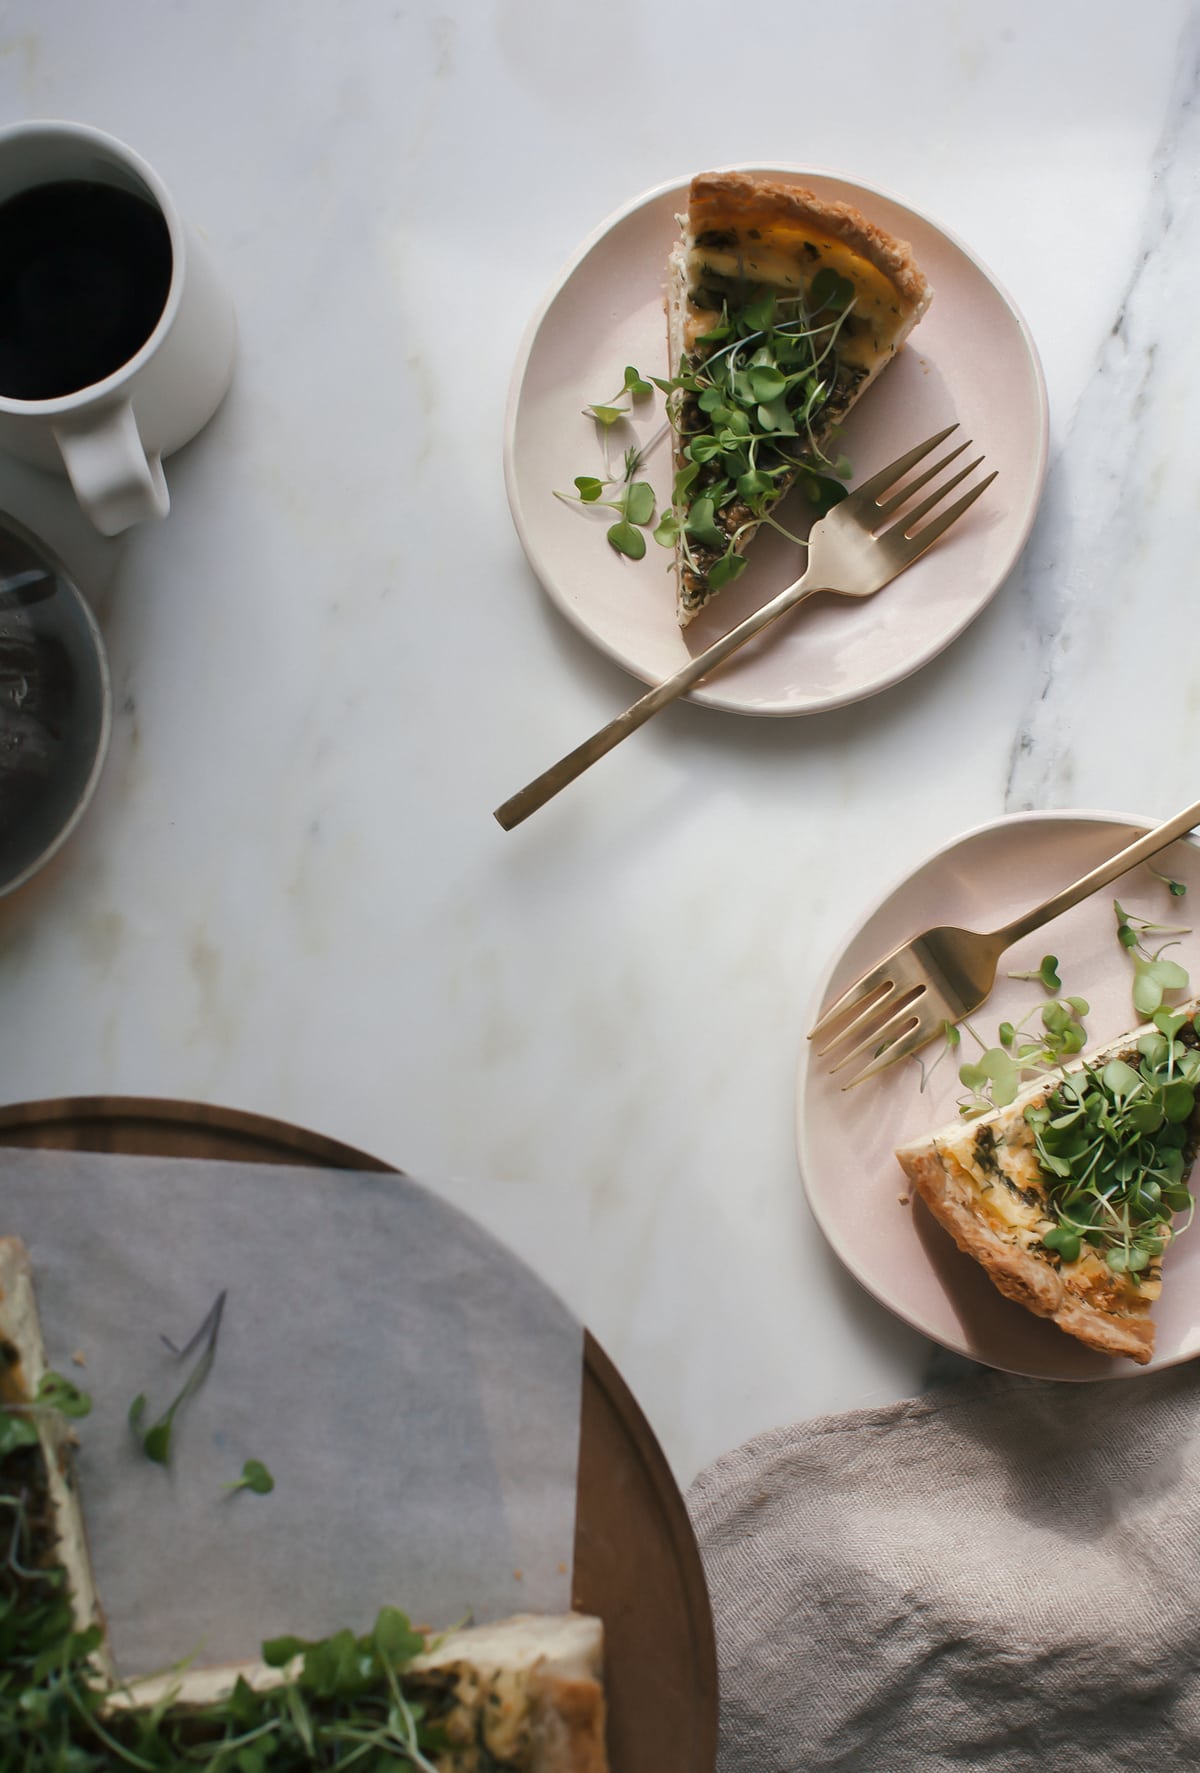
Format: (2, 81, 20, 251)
(494, 571, 821, 829)
(989, 796, 1200, 949)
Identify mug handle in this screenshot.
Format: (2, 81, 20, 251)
(53, 403, 170, 537)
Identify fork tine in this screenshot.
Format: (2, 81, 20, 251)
(826, 995, 926, 1076)
(895, 469, 998, 559)
(881, 455, 985, 537)
(872, 440, 971, 518)
(847, 424, 959, 505)
(814, 978, 913, 1061)
(807, 960, 896, 1045)
(842, 1017, 942, 1090)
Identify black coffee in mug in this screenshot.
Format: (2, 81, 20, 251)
(0, 179, 173, 401)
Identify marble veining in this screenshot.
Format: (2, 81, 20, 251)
(1006, 6, 1200, 815)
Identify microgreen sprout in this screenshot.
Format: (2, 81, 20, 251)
(130, 1290, 226, 1466)
(1008, 954, 1062, 992)
(556, 431, 659, 560)
(582, 364, 654, 429)
(1150, 865, 1188, 898)
(1114, 899, 1192, 1017)
(224, 1457, 275, 1497)
(957, 993, 1090, 1118)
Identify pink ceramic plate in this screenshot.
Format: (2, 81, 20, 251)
(504, 166, 1048, 717)
(796, 811, 1200, 1379)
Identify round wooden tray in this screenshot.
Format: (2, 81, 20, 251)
(0, 1095, 718, 1773)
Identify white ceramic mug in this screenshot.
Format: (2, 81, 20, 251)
(0, 121, 236, 536)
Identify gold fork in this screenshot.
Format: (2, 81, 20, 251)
(809, 794, 1200, 1089)
(495, 425, 995, 830)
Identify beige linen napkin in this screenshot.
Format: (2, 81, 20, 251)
(687, 1365, 1200, 1772)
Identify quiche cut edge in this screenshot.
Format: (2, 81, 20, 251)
(895, 1003, 1200, 1366)
(665, 169, 933, 627)
(0, 1234, 609, 1773)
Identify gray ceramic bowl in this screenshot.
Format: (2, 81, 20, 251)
(0, 513, 111, 896)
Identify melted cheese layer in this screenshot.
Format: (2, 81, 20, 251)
(687, 228, 906, 367)
(931, 1109, 1163, 1304)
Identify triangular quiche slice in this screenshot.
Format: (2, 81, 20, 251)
(665, 170, 932, 625)
(895, 1003, 1200, 1364)
(0, 1236, 609, 1772)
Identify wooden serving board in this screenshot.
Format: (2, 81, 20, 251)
(0, 1095, 718, 1773)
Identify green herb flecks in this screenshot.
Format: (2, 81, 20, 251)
(130, 1289, 226, 1466)
(1026, 1005, 1200, 1275)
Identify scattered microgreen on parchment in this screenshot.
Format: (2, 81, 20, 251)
(130, 1289, 226, 1465)
(225, 1456, 275, 1497)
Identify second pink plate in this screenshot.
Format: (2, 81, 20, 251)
(504, 165, 1048, 717)
(796, 811, 1200, 1380)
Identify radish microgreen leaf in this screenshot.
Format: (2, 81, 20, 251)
(1150, 866, 1188, 897)
(1114, 899, 1192, 1017)
(624, 481, 655, 526)
(556, 424, 658, 559)
(130, 1290, 226, 1467)
(586, 403, 626, 429)
(225, 1457, 275, 1497)
(606, 519, 645, 559)
(1009, 955, 1061, 991)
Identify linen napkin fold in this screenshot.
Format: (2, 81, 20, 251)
(687, 1364, 1200, 1773)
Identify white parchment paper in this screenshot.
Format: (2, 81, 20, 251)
(1, 1147, 582, 1679)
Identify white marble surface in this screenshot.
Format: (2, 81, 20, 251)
(0, 0, 1198, 1488)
